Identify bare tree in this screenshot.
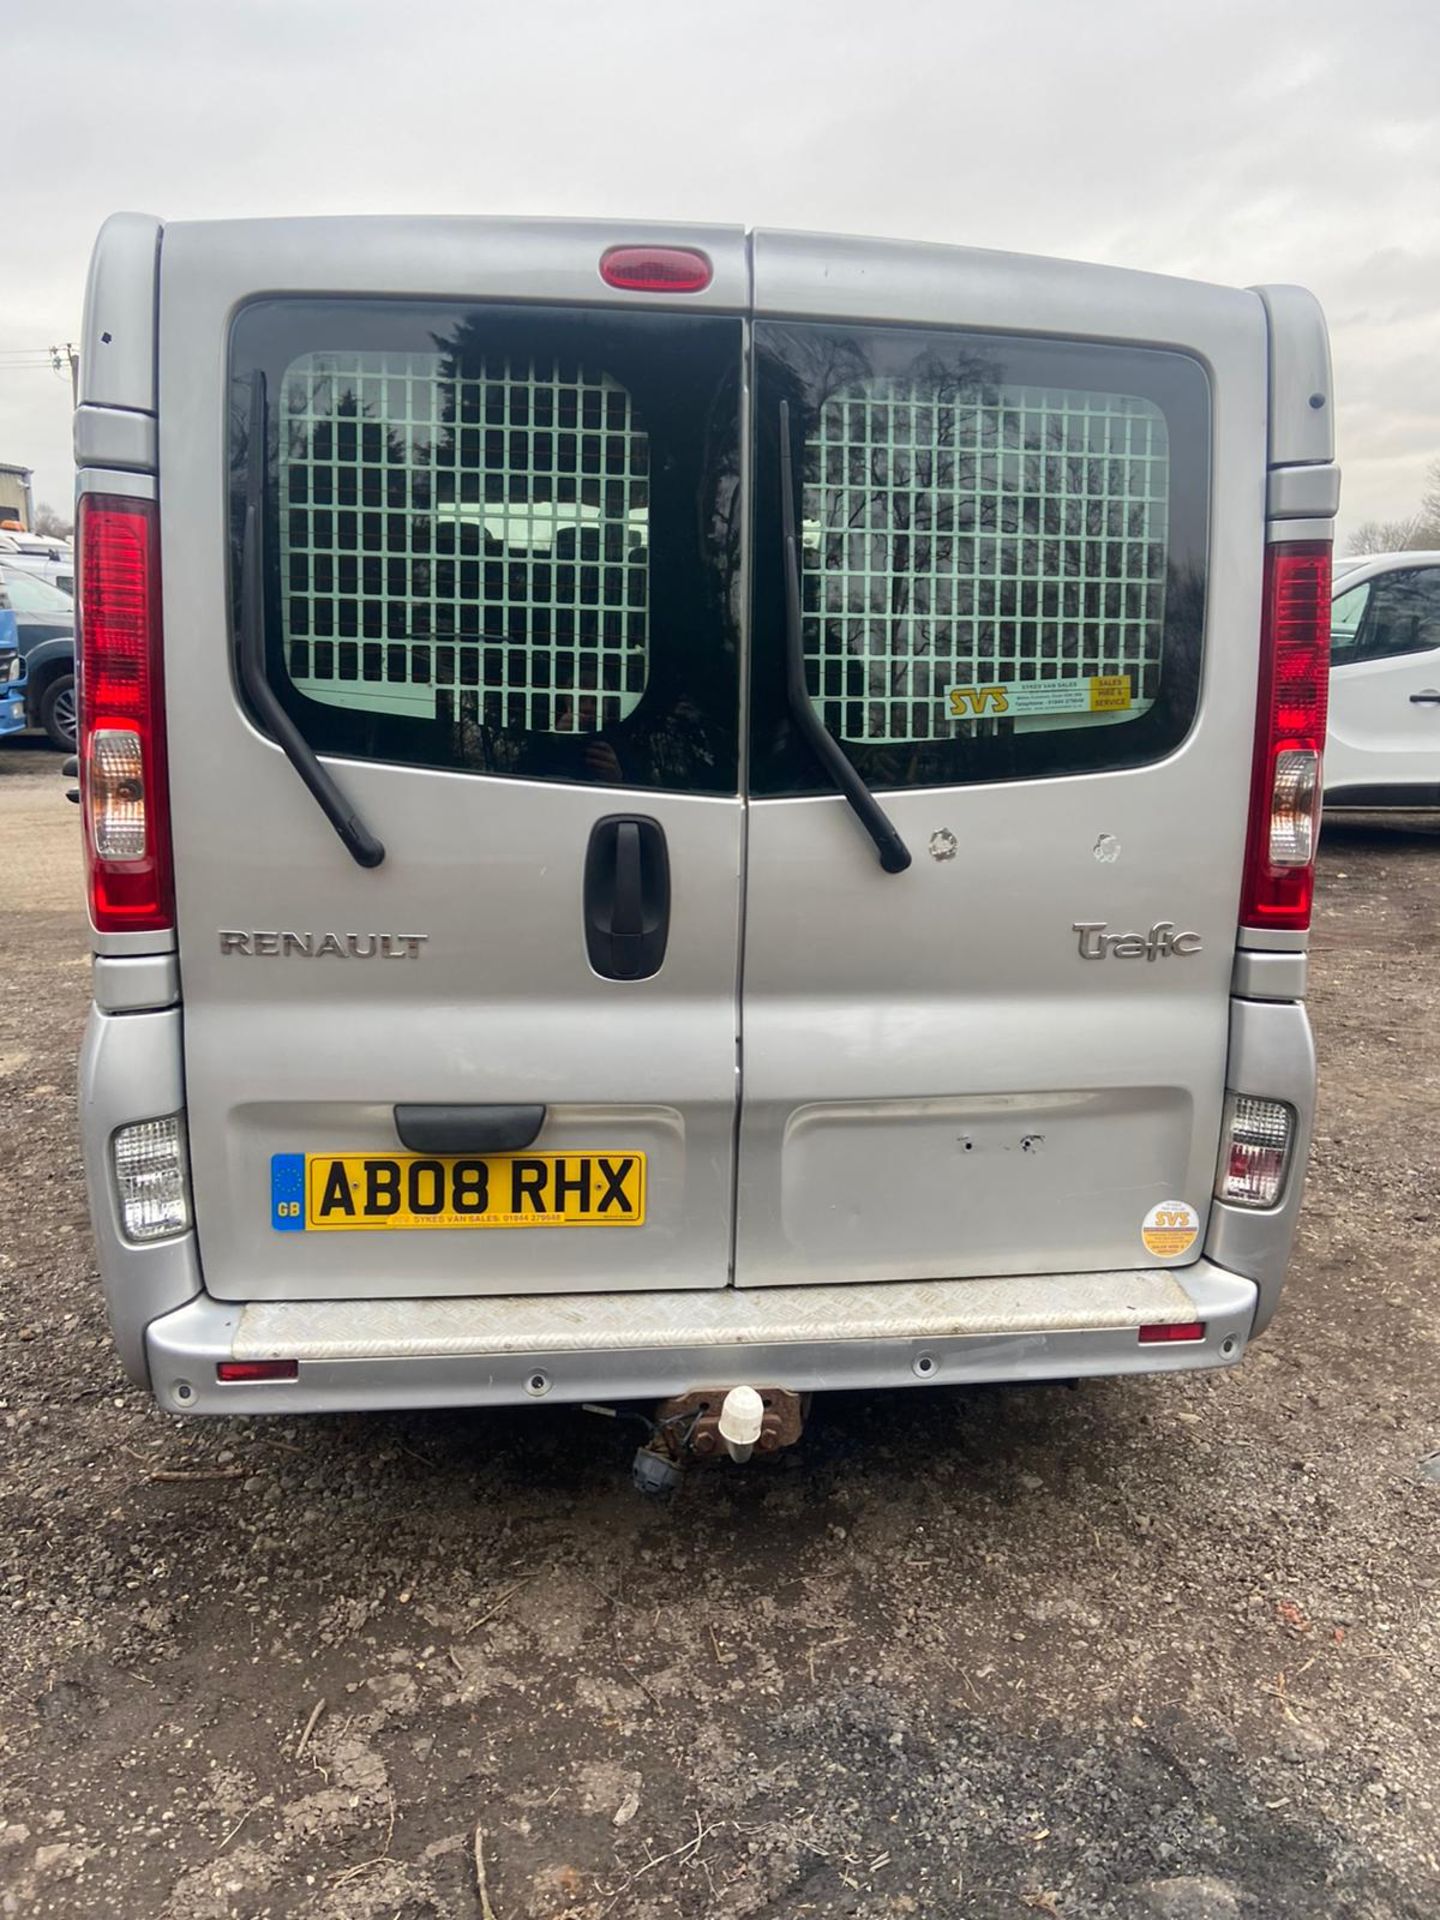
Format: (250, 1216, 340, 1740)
(1347, 457, 1440, 555)
(1421, 456, 1440, 535)
(1347, 515, 1431, 555)
(32, 503, 73, 540)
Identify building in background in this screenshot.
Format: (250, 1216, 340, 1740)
(0, 462, 36, 530)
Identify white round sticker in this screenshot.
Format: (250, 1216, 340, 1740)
(1141, 1200, 1200, 1259)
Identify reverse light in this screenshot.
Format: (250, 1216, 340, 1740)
(1217, 1093, 1294, 1209)
(112, 1116, 190, 1242)
(1240, 540, 1331, 929)
(599, 245, 713, 293)
(216, 1359, 299, 1383)
(77, 494, 173, 932)
(1138, 1321, 1207, 1345)
(89, 728, 147, 857)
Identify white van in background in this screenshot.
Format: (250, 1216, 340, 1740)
(1327, 552, 1440, 806)
(0, 528, 74, 595)
(74, 214, 1335, 1459)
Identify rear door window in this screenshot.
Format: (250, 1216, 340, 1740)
(749, 322, 1210, 792)
(230, 301, 743, 794)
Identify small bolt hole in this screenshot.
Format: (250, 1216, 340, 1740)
(101, 330, 113, 344)
(1308, 392, 1326, 410)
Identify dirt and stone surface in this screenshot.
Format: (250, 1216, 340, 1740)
(1, 734, 1436, 1918)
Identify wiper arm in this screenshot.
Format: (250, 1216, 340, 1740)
(239, 372, 385, 870)
(778, 400, 911, 875)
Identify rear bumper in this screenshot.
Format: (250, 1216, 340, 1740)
(144, 1262, 1258, 1416)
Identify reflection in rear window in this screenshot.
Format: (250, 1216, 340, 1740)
(278, 350, 650, 736)
(803, 379, 1169, 744)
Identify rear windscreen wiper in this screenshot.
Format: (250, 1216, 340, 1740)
(778, 400, 911, 875)
(239, 372, 385, 870)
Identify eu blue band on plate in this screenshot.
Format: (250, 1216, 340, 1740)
(270, 1153, 306, 1231)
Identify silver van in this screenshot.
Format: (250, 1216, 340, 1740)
(75, 214, 1336, 1449)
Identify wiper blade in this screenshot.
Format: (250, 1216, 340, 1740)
(239, 372, 385, 870)
(778, 401, 911, 875)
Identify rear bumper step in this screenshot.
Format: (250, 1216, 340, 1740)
(146, 1263, 1257, 1415)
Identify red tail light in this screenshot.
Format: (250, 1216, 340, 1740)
(599, 245, 713, 294)
(1239, 540, 1331, 931)
(77, 494, 173, 933)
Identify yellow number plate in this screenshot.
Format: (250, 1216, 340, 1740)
(270, 1152, 646, 1231)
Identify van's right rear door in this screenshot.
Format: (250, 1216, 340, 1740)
(734, 233, 1269, 1288)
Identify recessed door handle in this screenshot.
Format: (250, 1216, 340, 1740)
(1408, 690, 1440, 705)
(583, 815, 670, 981)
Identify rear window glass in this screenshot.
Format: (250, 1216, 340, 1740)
(231, 301, 743, 795)
(750, 322, 1210, 794)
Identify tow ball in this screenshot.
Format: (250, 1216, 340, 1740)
(621, 1387, 809, 1493)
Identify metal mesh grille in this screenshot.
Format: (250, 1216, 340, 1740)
(802, 380, 1170, 743)
(278, 351, 650, 733)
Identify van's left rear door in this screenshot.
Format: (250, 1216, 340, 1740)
(159, 219, 747, 1302)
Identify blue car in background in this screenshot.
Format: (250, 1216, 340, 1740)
(1, 563, 75, 747)
(0, 588, 26, 737)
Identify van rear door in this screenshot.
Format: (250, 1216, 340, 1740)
(735, 233, 1267, 1286)
(159, 220, 746, 1302)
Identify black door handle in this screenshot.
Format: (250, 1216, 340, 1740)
(1409, 690, 1440, 705)
(584, 815, 670, 980)
(394, 1104, 545, 1153)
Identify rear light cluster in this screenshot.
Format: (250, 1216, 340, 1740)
(1216, 1094, 1294, 1208)
(1240, 541, 1331, 930)
(77, 494, 173, 932)
(112, 1116, 190, 1242)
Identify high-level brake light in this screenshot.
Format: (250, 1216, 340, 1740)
(599, 246, 713, 293)
(77, 494, 173, 932)
(1240, 540, 1331, 930)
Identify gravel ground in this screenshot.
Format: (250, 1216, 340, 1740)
(1, 735, 1436, 1919)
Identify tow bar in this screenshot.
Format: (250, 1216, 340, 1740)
(588, 1388, 810, 1493)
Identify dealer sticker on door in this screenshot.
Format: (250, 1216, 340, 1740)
(947, 674, 1133, 719)
(270, 1152, 646, 1231)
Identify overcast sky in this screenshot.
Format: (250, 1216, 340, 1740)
(4, 0, 1436, 543)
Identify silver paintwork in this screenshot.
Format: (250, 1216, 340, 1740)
(1236, 925, 1309, 952)
(1203, 997, 1316, 1334)
(76, 466, 156, 504)
(1249, 285, 1334, 468)
(73, 405, 158, 474)
(1266, 515, 1335, 545)
(80, 212, 161, 415)
(144, 1261, 1257, 1417)
(78, 1006, 201, 1385)
(93, 952, 180, 1013)
(1231, 948, 1306, 1001)
(1266, 464, 1340, 520)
